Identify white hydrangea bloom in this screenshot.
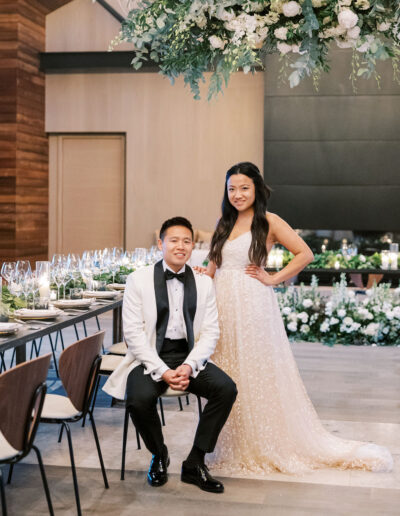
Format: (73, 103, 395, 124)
(282, 306, 292, 315)
(338, 9, 358, 29)
(337, 308, 346, 317)
(277, 42, 292, 54)
(297, 312, 309, 323)
(209, 35, 225, 49)
(300, 324, 310, 334)
(282, 1, 302, 17)
(303, 298, 313, 308)
(377, 21, 391, 32)
(274, 27, 288, 40)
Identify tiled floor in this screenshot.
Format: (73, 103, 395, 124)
(1, 313, 400, 514)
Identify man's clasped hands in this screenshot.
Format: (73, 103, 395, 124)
(162, 364, 192, 390)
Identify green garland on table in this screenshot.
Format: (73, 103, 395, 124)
(277, 274, 400, 345)
(281, 250, 394, 270)
(113, 0, 400, 98)
(1, 286, 26, 312)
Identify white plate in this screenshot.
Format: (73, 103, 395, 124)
(0, 322, 22, 335)
(83, 291, 119, 299)
(107, 283, 126, 291)
(53, 299, 93, 309)
(14, 308, 63, 320)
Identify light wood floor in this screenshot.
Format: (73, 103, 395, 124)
(2, 314, 400, 515)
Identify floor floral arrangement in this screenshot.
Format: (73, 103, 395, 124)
(114, 0, 400, 98)
(277, 274, 400, 346)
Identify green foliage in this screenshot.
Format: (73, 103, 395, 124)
(110, 0, 400, 98)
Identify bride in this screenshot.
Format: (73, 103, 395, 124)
(201, 161, 393, 475)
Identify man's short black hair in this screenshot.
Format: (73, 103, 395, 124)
(159, 216, 194, 241)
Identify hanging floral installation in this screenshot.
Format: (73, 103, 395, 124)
(112, 1, 400, 98)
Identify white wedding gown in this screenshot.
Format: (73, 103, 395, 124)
(208, 232, 393, 474)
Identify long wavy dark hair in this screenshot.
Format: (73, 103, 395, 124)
(208, 162, 271, 267)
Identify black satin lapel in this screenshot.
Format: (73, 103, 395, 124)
(183, 266, 197, 351)
(154, 260, 169, 353)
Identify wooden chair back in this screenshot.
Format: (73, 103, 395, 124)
(59, 331, 105, 412)
(0, 354, 51, 452)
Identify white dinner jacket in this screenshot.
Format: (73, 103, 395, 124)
(103, 262, 220, 400)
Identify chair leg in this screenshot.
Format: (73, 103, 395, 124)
(82, 320, 87, 337)
(9, 348, 16, 369)
(0, 468, 7, 516)
(121, 408, 129, 481)
(186, 394, 190, 406)
(95, 315, 101, 331)
(32, 445, 54, 516)
(63, 422, 82, 516)
(197, 396, 202, 416)
(58, 424, 64, 443)
(178, 397, 183, 411)
(59, 330, 65, 351)
(48, 334, 59, 378)
(88, 412, 109, 489)
(158, 398, 165, 426)
(7, 464, 13, 484)
(73, 324, 80, 340)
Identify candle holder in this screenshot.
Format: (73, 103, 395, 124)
(35, 261, 51, 304)
(380, 250, 390, 270)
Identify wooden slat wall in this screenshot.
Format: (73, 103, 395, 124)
(0, 0, 54, 264)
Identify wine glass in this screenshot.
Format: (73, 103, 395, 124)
(16, 260, 31, 279)
(1, 262, 16, 285)
(79, 257, 93, 291)
(135, 248, 147, 269)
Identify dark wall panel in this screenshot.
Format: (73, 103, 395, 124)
(268, 186, 400, 231)
(264, 51, 400, 232)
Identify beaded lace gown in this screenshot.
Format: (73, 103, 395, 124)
(208, 232, 393, 474)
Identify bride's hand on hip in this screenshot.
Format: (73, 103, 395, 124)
(245, 265, 277, 286)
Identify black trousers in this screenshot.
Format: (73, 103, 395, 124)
(126, 346, 237, 456)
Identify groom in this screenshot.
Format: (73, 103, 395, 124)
(103, 216, 237, 493)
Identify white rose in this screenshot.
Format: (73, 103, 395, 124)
(300, 324, 310, 334)
(337, 309, 346, 318)
(359, 254, 366, 263)
(297, 312, 309, 323)
(377, 22, 391, 32)
(386, 310, 394, 320)
(338, 9, 358, 29)
(209, 35, 225, 49)
(330, 317, 339, 325)
(347, 26, 360, 39)
(303, 299, 313, 308)
(343, 316, 353, 325)
(282, 306, 292, 315)
(274, 27, 288, 40)
(282, 1, 302, 17)
(287, 321, 298, 332)
(320, 321, 330, 333)
(277, 42, 292, 54)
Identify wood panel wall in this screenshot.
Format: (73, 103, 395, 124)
(0, 0, 49, 264)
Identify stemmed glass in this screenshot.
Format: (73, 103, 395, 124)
(135, 248, 147, 269)
(16, 260, 31, 279)
(1, 262, 16, 286)
(68, 254, 81, 287)
(79, 256, 94, 291)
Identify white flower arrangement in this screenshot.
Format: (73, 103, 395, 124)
(114, 0, 400, 98)
(277, 274, 400, 346)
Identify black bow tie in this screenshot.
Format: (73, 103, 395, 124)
(164, 269, 185, 283)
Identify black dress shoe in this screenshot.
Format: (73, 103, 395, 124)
(181, 462, 224, 493)
(147, 448, 169, 487)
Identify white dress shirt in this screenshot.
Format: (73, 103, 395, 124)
(163, 260, 187, 340)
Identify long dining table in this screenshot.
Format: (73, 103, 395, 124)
(0, 296, 123, 366)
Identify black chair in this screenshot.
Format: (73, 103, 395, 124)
(0, 354, 53, 516)
(40, 331, 108, 516)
